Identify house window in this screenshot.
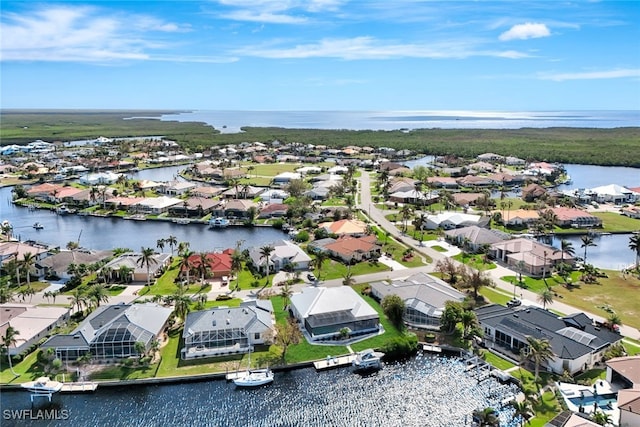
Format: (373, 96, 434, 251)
(254, 333, 260, 340)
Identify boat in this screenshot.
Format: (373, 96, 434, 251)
(352, 349, 384, 371)
(232, 346, 273, 387)
(233, 368, 274, 387)
(209, 217, 229, 228)
(33, 222, 44, 230)
(21, 377, 63, 394)
(56, 206, 75, 215)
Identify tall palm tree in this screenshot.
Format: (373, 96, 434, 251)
(629, 234, 640, 270)
(553, 239, 575, 277)
(524, 336, 554, 383)
(259, 245, 275, 285)
(399, 204, 413, 232)
(166, 235, 178, 256)
(538, 289, 554, 310)
(69, 288, 87, 315)
(1, 221, 13, 240)
(171, 284, 191, 321)
(177, 241, 190, 256)
(137, 247, 158, 287)
(196, 252, 210, 285)
(1, 325, 20, 376)
(156, 238, 166, 252)
(580, 235, 597, 264)
(279, 281, 293, 308)
(21, 252, 37, 288)
(178, 250, 194, 286)
(460, 310, 479, 338)
(87, 284, 109, 309)
(118, 265, 133, 283)
(313, 251, 329, 280)
(231, 250, 244, 291)
(413, 213, 427, 242)
(511, 400, 532, 427)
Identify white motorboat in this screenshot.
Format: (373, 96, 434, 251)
(352, 349, 384, 370)
(233, 368, 274, 387)
(209, 217, 229, 228)
(21, 377, 63, 393)
(33, 222, 44, 230)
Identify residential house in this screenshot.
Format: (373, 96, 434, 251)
(222, 185, 264, 199)
(289, 286, 380, 341)
(224, 199, 258, 219)
(622, 206, 640, 219)
(272, 172, 302, 186)
(0, 240, 51, 266)
(445, 226, 510, 252)
(475, 304, 622, 375)
(0, 303, 70, 356)
(181, 250, 234, 280)
(505, 156, 526, 166)
(550, 207, 602, 228)
(37, 249, 113, 280)
(101, 252, 171, 283)
(79, 171, 121, 185)
(489, 237, 574, 277)
(423, 212, 487, 230)
(522, 184, 548, 202)
(319, 219, 368, 236)
(168, 197, 221, 218)
(586, 184, 639, 204)
(426, 176, 459, 189)
(134, 196, 182, 214)
(181, 300, 274, 359)
(457, 175, 494, 187)
(259, 189, 289, 202)
(498, 209, 540, 226)
(157, 180, 197, 196)
(41, 303, 172, 361)
(258, 203, 289, 219)
(248, 240, 311, 274)
(477, 153, 505, 163)
(191, 186, 226, 198)
(321, 235, 381, 263)
(389, 189, 439, 205)
(606, 356, 640, 427)
(369, 272, 465, 330)
(452, 192, 485, 207)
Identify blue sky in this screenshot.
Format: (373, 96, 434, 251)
(1, 1, 639, 110)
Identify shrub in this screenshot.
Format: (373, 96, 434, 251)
(272, 219, 284, 229)
(216, 294, 232, 301)
(380, 334, 418, 359)
(294, 230, 309, 242)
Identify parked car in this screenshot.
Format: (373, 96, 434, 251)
(507, 298, 522, 308)
(307, 272, 317, 282)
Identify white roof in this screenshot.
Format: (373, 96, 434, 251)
(588, 184, 638, 196)
(274, 172, 302, 180)
(136, 196, 182, 209)
(427, 212, 482, 226)
(290, 286, 377, 319)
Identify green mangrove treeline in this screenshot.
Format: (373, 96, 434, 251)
(1, 111, 639, 167)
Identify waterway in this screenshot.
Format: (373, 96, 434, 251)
(0, 354, 522, 427)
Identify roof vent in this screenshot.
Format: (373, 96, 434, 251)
(226, 318, 230, 325)
(212, 320, 216, 326)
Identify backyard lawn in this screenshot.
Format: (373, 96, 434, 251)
(452, 253, 497, 271)
(592, 212, 640, 232)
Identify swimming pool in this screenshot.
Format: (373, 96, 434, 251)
(568, 393, 617, 409)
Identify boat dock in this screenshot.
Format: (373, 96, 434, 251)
(225, 370, 249, 381)
(313, 354, 356, 371)
(423, 344, 442, 353)
(61, 382, 98, 393)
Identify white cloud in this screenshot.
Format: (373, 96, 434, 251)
(538, 69, 640, 81)
(499, 23, 551, 41)
(221, 10, 308, 24)
(235, 36, 530, 60)
(215, 0, 345, 24)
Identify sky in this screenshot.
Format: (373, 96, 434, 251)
(1, 0, 639, 111)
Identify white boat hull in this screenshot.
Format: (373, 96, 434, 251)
(233, 369, 274, 387)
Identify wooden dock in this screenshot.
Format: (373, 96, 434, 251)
(313, 354, 355, 371)
(225, 370, 249, 381)
(423, 344, 442, 353)
(61, 382, 98, 393)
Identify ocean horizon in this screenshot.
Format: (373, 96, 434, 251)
(158, 109, 640, 133)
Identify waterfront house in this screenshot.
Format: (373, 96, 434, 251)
(180, 250, 234, 280)
(101, 252, 171, 284)
(475, 305, 622, 375)
(521, 184, 547, 202)
(456, 175, 494, 187)
(489, 237, 573, 277)
(26, 183, 65, 202)
(105, 196, 146, 211)
(134, 196, 182, 215)
(41, 303, 172, 361)
(452, 192, 485, 207)
(622, 206, 640, 219)
(606, 356, 640, 427)
(0, 240, 51, 266)
(498, 209, 540, 226)
(222, 185, 264, 199)
(157, 180, 197, 196)
(0, 303, 70, 356)
(248, 240, 311, 274)
(167, 197, 221, 218)
(369, 272, 465, 330)
(258, 203, 289, 219)
(444, 226, 510, 252)
(505, 156, 526, 166)
(423, 212, 487, 230)
(586, 184, 639, 204)
(79, 171, 120, 185)
(191, 186, 226, 198)
(549, 207, 602, 228)
(477, 153, 505, 163)
(426, 176, 459, 189)
(224, 199, 258, 219)
(181, 300, 274, 359)
(289, 286, 380, 341)
(37, 249, 113, 280)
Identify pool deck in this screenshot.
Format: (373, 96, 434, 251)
(556, 381, 620, 421)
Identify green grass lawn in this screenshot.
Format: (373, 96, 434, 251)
(623, 338, 640, 356)
(16, 281, 50, 292)
(240, 162, 301, 177)
(592, 212, 640, 232)
(479, 287, 513, 306)
(238, 177, 272, 186)
(500, 272, 581, 294)
(430, 245, 448, 252)
(319, 260, 389, 281)
(481, 351, 516, 371)
(452, 253, 497, 271)
(106, 285, 127, 296)
(0, 351, 42, 384)
(574, 368, 606, 383)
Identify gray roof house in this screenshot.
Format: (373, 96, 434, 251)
(444, 226, 510, 253)
(475, 304, 622, 375)
(101, 252, 172, 284)
(37, 249, 113, 280)
(181, 300, 274, 359)
(289, 286, 380, 341)
(370, 272, 465, 330)
(41, 303, 172, 361)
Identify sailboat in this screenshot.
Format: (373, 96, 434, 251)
(233, 346, 273, 387)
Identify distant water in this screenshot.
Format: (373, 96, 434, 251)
(159, 110, 639, 133)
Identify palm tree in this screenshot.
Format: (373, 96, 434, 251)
(137, 247, 158, 287)
(196, 252, 211, 285)
(1, 325, 20, 376)
(460, 310, 479, 339)
(259, 245, 275, 285)
(178, 250, 194, 286)
(118, 265, 133, 283)
(554, 239, 575, 276)
(1, 221, 13, 240)
(399, 204, 413, 232)
(313, 251, 329, 280)
(524, 336, 554, 383)
(342, 270, 355, 287)
(156, 238, 166, 252)
(177, 241, 190, 256)
(87, 284, 109, 309)
(413, 213, 427, 242)
(580, 235, 597, 264)
(69, 288, 87, 315)
(231, 250, 244, 291)
(279, 281, 293, 308)
(511, 400, 532, 427)
(166, 235, 178, 256)
(21, 252, 37, 288)
(629, 234, 640, 270)
(591, 410, 612, 426)
(538, 289, 554, 310)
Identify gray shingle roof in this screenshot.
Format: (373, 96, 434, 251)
(183, 300, 274, 338)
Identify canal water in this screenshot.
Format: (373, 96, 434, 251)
(1, 354, 522, 427)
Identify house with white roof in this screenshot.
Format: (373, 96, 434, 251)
(586, 184, 639, 204)
(423, 212, 488, 230)
(181, 300, 275, 359)
(1, 303, 71, 356)
(79, 171, 121, 185)
(134, 196, 182, 214)
(248, 240, 312, 274)
(272, 172, 302, 186)
(289, 286, 380, 341)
